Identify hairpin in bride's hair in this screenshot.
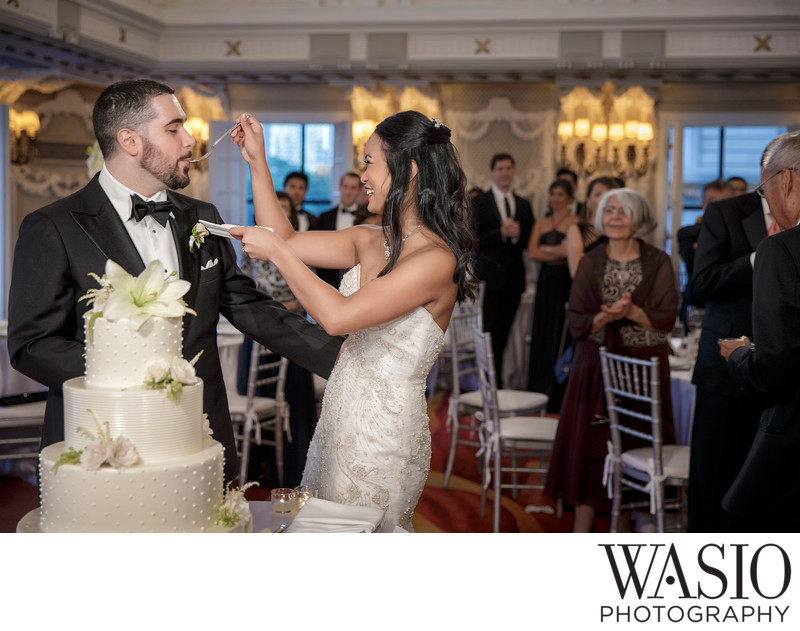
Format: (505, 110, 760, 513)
(432, 117, 443, 129)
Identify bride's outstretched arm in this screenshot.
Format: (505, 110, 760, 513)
(234, 225, 455, 336)
(232, 114, 359, 271)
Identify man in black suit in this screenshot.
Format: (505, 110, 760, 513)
(283, 171, 318, 231)
(676, 178, 733, 333)
(314, 171, 366, 287)
(720, 129, 800, 532)
(7, 80, 342, 484)
(473, 153, 534, 386)
(686, 182, 773, 531)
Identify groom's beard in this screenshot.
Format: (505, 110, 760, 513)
(141, 136, 190, 190)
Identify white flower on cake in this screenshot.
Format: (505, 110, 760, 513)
(144, 351, 203, 403)
(52, 410, 140, 472)
(108, 436, 139, 468)
(146, 358, 170, 383)
(80, 259, 196, 337)
(170, 356, 199, 384)
(189, 222, 209, 252)
(81, 442, 112, 471)
(202, 414, 213, 438)
(215, 481, 257, 530)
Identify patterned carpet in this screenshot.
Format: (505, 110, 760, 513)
(412, 389, 582, 533)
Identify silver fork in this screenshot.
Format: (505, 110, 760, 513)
(189, 121, 241, 162)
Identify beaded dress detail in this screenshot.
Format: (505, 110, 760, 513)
(301, 265, 444, 531)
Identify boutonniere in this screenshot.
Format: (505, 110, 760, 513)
(189, 222, 209, 252)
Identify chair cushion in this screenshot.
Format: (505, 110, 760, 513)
(226, 392, 277, 417)
(498, 416, 558, 442)
(459, 389, 548, 414)
(621, 445, 690, 480)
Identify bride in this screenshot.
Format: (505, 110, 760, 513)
(229, 111, 476, 531)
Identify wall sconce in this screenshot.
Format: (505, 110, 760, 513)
(9, 108, 40, 164)
(609, 121, 653, 178)
(352, 119, 376, 169)
(185, 117, 210, 170)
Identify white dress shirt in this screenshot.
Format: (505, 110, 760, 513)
(98, 165, 179, 277)
(491, 184, 518, 243)
(335, 203, 359, 231)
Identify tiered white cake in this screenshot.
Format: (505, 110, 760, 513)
(19, 260, 247, 533)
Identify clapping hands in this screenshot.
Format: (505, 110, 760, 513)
(600, 292, 634, 322)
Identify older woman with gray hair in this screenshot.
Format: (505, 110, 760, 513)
(543, 188, 679, 532)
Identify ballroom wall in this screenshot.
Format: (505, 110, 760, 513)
(3, 76, 800, 314)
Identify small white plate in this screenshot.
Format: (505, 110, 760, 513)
(199, 219, 238, 238)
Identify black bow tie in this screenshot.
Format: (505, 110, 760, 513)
(130, 195, 174, 227)
(340, 207, 357, 214)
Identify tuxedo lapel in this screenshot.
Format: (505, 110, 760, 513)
(741, 194, 768, 252)
(70, 176, 145, 275)
(167, 193, 201, 304)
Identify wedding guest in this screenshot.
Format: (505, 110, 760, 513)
(230, 111, 476, 531)
(717, 130, 800, 532)
(473, 153, 534, 386)
(6, 79, 342, 485)
(544, 188, 679, 532)
(686, 181, 768, 532)
(556, 167, 585, 217)
(727, 176, 748, 196)
(565, 176, 624, 278)
(527, 179, 580, 411)
(283, 171, 318, 231)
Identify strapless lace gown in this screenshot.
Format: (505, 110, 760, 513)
(301, 265, 444, 531)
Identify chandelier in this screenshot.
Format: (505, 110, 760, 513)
(557, 83, 655, 179)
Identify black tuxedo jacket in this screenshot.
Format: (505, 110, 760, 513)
(724, 225, 800, 523)
(473, 190, 534, 296)
(677, 221, 702, 277)
(688, 192, 766, 398)
(7, 174, 342, 482)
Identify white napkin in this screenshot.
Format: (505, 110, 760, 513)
(286, 497, 385, 533)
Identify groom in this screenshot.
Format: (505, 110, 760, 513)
(7, 79, 343, 484)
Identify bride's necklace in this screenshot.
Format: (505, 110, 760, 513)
(384, 224, 423, 260)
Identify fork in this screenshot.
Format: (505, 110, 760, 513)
(189, 121, 241, 162)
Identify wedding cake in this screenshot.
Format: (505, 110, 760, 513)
(18, 260, 250, 533)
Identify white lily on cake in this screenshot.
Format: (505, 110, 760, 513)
(81, 259, 196, 332)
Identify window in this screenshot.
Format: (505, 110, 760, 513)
(244, 122, 335, 224)
(666, 124, 787, 288)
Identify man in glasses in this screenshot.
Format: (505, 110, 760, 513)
(685, 151, 775, 532)
(719, 129, 800, 532)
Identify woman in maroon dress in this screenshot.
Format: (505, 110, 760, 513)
(544, 188, 679, 532)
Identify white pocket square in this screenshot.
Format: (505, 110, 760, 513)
(201, 258, 219, 271)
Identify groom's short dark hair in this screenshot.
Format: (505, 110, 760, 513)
(93, 79, 174, 159)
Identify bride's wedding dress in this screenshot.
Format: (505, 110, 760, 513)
(301, 265, 444, 531)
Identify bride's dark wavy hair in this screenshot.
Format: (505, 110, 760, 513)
(374, 111, 477, 302)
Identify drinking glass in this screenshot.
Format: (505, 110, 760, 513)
(270, 488, 294, 513)
(293, 485, 315, 511)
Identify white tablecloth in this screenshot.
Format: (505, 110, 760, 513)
(217, 318, 244, 392)
(670, 369, 695, 447)
(249, 500, 405, 533)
